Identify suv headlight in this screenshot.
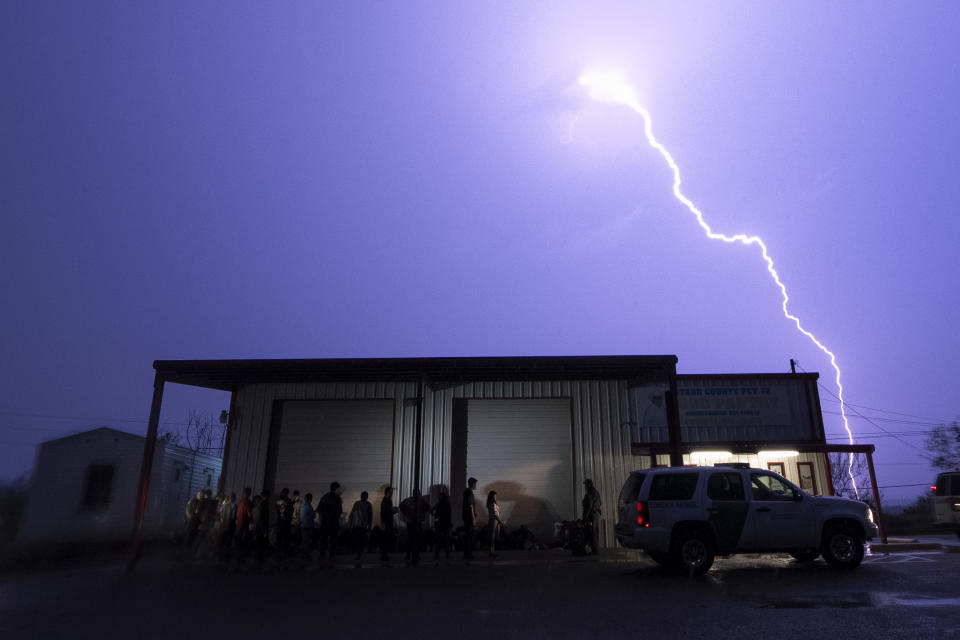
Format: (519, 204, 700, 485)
(865, 506, 875, 523)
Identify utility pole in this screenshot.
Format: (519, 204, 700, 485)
(666, 371, 683, 467)
(790, 359, 797, 374)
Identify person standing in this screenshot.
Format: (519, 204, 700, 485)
(235, 488, 254, 550)
(290, 490, 302, 547)
(184, 490, 203, 547)
(299, 493, 317, 558)
(462, 477, 477, 560)
(433, 490, 452, 564)
(317, 482, 343, 567)
(486, 490, 504, 558)
(218, 492, 236, 551)
(582, 478, 602, 555)
(379, 486, 397, 562)
(400, 489, 428, 567)
(348, 490, 373, 567)
(275, 488, 294, 560)
(252, 489, 271, 559)
(197, 490, 218, 558)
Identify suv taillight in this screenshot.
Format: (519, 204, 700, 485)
(636, 501, 650, 528)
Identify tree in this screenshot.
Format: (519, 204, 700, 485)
(159, 410, 226, 455)
(828, 452, 874, 504)
(0, 475, 29, 550)
(925, 419, 960, 471)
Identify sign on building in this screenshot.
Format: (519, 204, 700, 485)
(629, 374, 823, 444)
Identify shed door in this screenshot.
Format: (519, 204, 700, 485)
(274, 400, 394, 526)
(466, 399, 573, 541)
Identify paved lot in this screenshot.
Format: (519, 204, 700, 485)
(2, 543, 960, 639)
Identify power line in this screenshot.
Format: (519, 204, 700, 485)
(0, 410, 218, 429)
(878, 483, 934, 489)
(818, 397, 954, 424)
(865, 462, 930, 466)
(808, 374, 934, 461)
(822, 410, 946, 429)
(825, 432, 931, 440)
(0, 424, 143, 434)
(792, 362, 956, 429)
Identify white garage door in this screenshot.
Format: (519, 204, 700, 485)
(466, 399, 573, 541)
(274, 400, 394, 526)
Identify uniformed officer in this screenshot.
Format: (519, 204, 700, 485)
(582, 478, 602, 555)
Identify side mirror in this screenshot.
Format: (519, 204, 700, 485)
(793, 491, 803, 502)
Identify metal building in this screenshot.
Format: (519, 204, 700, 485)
(138, 355, 857, 549)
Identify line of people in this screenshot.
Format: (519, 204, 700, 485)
(183, 474, 593, 566)
(183, 482, 486, 567)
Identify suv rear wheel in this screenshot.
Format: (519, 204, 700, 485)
(820, 524, 864, 570)
(673, 530, 714, 575)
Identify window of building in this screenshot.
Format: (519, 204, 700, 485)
(82, 464, 115, 509)
(796, 461, 817, 494)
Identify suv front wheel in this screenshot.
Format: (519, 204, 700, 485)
(820, 524, 864, 570)
(673, 529, 714, 575)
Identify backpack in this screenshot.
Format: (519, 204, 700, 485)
(348, 503, 365, 528)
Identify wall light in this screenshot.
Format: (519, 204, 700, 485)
(690, 451, 733, 463)
(758, 450, 799, 458)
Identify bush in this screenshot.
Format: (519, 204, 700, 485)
(881, 495, 938, 535)
(0, 477, 28, 550)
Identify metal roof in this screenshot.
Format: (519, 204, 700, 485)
(153, 355, 679, 391)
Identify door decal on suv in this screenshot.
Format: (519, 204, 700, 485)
(706, 472, 748, 554)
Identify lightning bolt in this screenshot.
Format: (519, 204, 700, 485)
(577, 71, 860, 498)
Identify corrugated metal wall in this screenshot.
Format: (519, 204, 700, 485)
(466, 398, 574, 541)
(224, 379, 633, 548)
(274, 400, 394, 526)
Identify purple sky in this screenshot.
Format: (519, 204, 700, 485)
(3, 3, 958, 504)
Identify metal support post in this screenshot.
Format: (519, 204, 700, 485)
(127, 372, 165, 572)
(666, 372, 683, 467)
(865, 450, 887, 544)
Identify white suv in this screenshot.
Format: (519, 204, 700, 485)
(615, 464, 878, 575)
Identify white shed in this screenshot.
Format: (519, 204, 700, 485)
(18, 427, 221, 543)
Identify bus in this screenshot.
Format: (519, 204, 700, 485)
(933, 471, 960, 538)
